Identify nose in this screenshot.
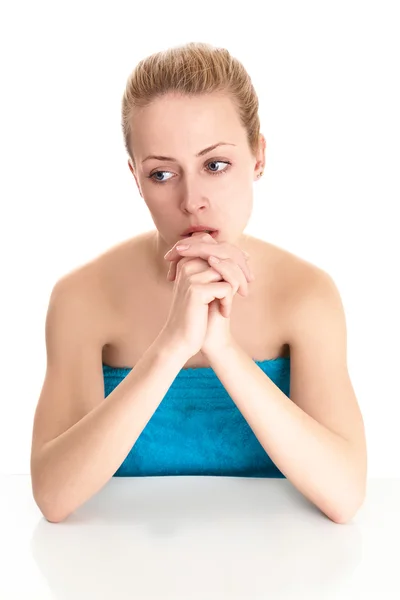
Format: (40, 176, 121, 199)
(180, 189, 208, 213)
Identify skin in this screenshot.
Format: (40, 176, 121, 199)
(126, 91, 266, 284)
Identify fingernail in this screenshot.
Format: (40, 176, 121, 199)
(176, 244, 189, 251)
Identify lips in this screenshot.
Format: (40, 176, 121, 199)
(192, 230, 218, 238)
(182, 226, 218, 236)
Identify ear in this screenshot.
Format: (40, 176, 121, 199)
(253, 134, 266, 180)
(128, 159, 143, 198)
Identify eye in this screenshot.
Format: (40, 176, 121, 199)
(207, 160, 230, 175)
(148, 160, 232, 184)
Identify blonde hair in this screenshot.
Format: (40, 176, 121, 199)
(121, 42, 261, 168)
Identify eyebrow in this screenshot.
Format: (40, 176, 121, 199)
(141, 142, 236, 164)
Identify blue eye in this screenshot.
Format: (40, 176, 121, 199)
(148, 160, 232, 184)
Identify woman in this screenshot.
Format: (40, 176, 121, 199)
(30, 42, 367, 524)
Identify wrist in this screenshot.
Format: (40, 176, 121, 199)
(201, 339, 236, 361)
(157, 329, 193, 362)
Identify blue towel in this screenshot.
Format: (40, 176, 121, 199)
(103, 356, 290, 478)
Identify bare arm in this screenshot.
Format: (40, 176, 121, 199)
(30, 277, 188, 523)
(32, 333, 187, 523)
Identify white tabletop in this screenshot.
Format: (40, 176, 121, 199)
(1, 475, 398, 599)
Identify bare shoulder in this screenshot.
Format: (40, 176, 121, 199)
(54, 232, 149, 307)
(256, 238, 328, 292)
(48, 260, 109, 353)
(53, 256, 105, 317)
(256, 239, 340, 325)
(268, 245, 346, 367)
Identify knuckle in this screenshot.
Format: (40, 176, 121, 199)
(179, 258, 194, 272)
(180, 261, 190, 273)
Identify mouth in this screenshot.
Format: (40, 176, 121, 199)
(183, 230, 219, 238)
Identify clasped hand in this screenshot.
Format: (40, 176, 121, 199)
(163, 232, 254, 356)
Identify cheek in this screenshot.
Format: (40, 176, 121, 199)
(143, 194, 170, 214)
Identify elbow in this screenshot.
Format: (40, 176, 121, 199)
(44, 512, 69, 524)
(327, 488, 366, 525)
(36, 494, 71, 523)
(31, 475, 71, 524)
(328, 454, 367, 524)
(32, 489, 66, 523)
(31, 454, 72, 523)
(328, 508, 354, 525)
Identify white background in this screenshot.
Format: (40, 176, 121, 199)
(1, 0, 399, 477)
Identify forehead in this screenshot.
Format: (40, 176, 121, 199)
(142, 91, 237, 116)
(130, 92, 245, 153)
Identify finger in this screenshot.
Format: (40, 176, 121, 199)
(241, 255, 254, 281)
(167, 257, 179, 280)
(164, 233, 217, 261)
(164, 238, 255, 282)
(176, 243, 254, 283)
(168, 255, 193, 281)
(167, 262, 174, 281)
(167, 253, 253, 290)
(168, 254, 200, 281)
(219, 287, 233, 318)
(208, 257, 248, 297)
